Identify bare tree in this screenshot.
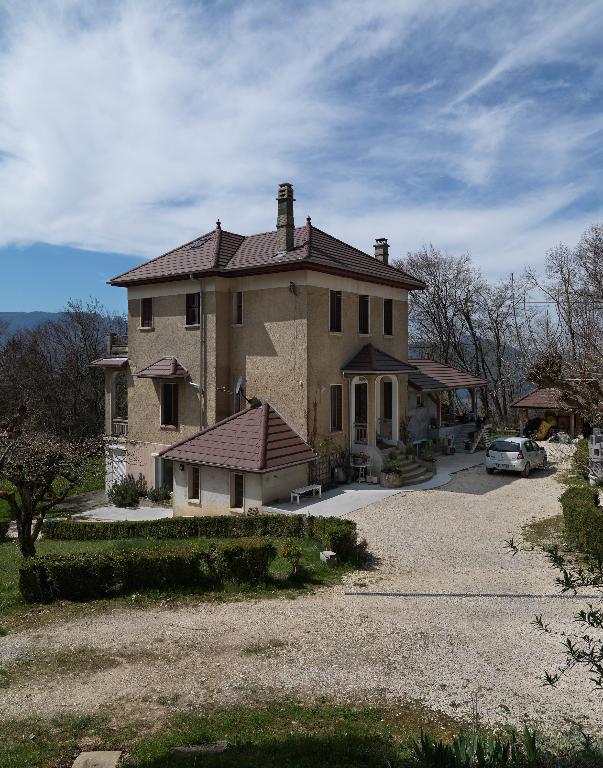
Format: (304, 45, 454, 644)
(393, 247, 528, 422)
(518, 228, 603, 427)
(0, 299, 126, 437)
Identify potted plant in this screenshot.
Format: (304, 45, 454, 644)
(418, 448, 437, 473)
(380, 450, 404, 488)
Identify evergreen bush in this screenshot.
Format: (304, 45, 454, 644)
(19, 539, 278, 603)
(107, 474, 142, 508)
(560, 486, 603, 553)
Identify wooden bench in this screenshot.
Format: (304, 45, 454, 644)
(290, 484, 322, 504)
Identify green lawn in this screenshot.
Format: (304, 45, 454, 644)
(0, 701, 464, 768)
(0, 535, 351, 631)
(2, 701, 601, 768)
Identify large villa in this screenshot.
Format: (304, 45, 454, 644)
(92, 183, 486, 515)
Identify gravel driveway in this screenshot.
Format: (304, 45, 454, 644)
(2, 452, 601, 732)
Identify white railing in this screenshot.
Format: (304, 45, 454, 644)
(112, 418, 128, 438)
(354, 422, 368, 444)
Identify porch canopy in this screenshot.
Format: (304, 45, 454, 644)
(90, 357, 128, 368)
(407, 358, 487, 433)
(341, 344, 416, 375)
(407, 359, 487, 392)
(136, 356, 188, 378)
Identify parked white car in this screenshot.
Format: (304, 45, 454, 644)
(485, 437, 547, 477)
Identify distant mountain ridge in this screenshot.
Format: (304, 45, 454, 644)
(0, 311, 59, 340)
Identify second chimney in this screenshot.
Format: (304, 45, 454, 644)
(276, 182, 295, 253)
(374, 237, 389, 264)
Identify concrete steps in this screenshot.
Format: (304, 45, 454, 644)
(379, 453, 435, 486)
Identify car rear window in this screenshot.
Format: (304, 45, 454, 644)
(490, 440, 520, 452)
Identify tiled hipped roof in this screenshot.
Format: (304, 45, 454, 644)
(160, 401, 316, 472)
(109, 221, 424, 291)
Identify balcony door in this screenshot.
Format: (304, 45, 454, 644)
(354, 380, 368, 444)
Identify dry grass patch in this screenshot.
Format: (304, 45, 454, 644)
(522, 514, 565, 549)
(0, 645, 163, 689)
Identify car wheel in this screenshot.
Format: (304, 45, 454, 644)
(486, 467, 495, 475)
(522, 463, 531, 478)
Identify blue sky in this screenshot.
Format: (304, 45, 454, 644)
(1, 0, 603, 313)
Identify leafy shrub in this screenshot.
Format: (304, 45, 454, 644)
(561, 486, 603, 553)
(310, 518, 359, 561)
(573, 438, 590, 480)
(280, 538, 304, 576)
(18, 539, 278, 603)
(146, 485, 172, 503)
(212, 538, 276, 583)
(134, 473, 148, 498)
(382, 450, 403, 474)
(107, 474, 142, 508)
(43, 514, 362, 562)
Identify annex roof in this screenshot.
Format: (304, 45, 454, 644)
(341, 344, 416, 375)
(136, 357, 188, 378)
(510, 387, 573, 410)
(160, 401, 316, 472)
(109, 221, 425, 292)
(90, 357, 128, 368)
(408, 359, 488, 391)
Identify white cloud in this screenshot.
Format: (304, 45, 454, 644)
(0, 0, 600, 282)
(389, 79, 440, 97)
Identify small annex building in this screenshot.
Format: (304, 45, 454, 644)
(160, 400, 316, 516)
(510, 387, 585, 438)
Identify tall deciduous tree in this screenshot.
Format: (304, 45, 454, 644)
(0, 299, 126, 437)
(392, 246, 528, 422)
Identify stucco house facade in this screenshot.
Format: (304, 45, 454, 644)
(92, 182, 486, 515)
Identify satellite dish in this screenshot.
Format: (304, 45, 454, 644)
(234, 376, 244, 395)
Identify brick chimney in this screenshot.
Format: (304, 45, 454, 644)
(374, 237, 389, 265)
(276, 182, 295, 253)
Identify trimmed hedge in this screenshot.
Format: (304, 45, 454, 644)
(560, 486, 603, 554)
(43, 514, 360, 561)
(19, 538, 277, 603)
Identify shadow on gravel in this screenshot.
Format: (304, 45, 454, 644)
(432, 463, 558, 497)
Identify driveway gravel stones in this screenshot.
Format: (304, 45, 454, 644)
(1, 455, 600, 733)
